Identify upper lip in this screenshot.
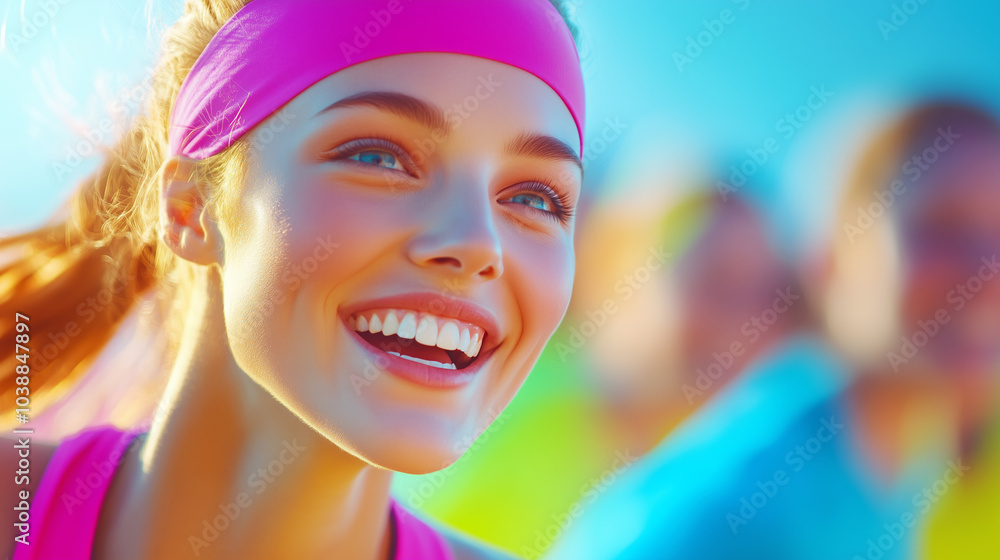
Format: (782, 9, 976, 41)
(340, 291, 503, 352)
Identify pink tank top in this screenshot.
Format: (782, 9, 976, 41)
(13, 425, 454, 559)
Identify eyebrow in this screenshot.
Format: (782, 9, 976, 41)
(504, 132, 583, 173)
(314, 92, 583, 172)
(314, 91, 451, 135)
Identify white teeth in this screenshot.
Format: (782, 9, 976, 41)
(397, 312, 418, 339)
(350, 308, 489, 359)
(415, 316, 438, 346)
(381, 312, 399, 336)
(437, 321, 460, 351)
(458, 327, 471, 353)
(387, 351, 456, 370)
(466, 332, 480, 358)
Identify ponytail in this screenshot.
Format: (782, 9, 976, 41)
(0, 0, 253, 424)
(0, 121, 164, 423)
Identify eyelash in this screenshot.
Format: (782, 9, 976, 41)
(503, 181, 576, 225)
(326, 137, 575, 224)
(326, 136, 416, 174)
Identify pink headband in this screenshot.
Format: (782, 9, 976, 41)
(168, 0, 585, 160)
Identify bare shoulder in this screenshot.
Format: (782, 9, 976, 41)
(438, 525, 522, 560)
(0, 436, 59, 556)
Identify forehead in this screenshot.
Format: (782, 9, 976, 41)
(276, 52, 580, 154)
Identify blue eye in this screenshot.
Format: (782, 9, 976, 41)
(349, 150, 402, 171)
(327, 137, 414, 174)
(509, 192, 552, 212)
(499, 181, 575, 225)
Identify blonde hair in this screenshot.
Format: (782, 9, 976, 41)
(0, 0, 579, 424)
(0, 0, 251, 423)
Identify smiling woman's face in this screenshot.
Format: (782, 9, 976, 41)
(218, 53, 581, 473)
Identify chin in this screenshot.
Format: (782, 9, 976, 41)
(298, 399, 485, 474)
(379, 443, 463, 475)
(336, 424, 468, 474)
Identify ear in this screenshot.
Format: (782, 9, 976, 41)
(159, 156, 223, 266)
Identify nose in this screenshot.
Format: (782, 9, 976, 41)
(406, 174, 504, 281)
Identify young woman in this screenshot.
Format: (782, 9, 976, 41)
(0, 0, 585, 558)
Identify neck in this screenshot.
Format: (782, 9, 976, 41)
(95, 267, 395, 560)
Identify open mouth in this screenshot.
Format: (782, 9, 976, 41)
(348, 308, 487, 371)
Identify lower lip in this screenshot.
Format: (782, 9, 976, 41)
(343, 319, 494, 389)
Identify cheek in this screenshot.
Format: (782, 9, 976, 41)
(220, 192, 305, 380)
(220, 184, 401, 371)
(504, 230, 575, 339)
(278, 189, 399, 283)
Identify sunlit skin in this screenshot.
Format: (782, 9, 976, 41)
(87, 53, 582, 560)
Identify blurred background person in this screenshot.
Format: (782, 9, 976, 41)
(547, 97, 1000, 560)
(546, 181, 850, 559)
(581, 186, 808, 457)
(824, 100, 1000, 560)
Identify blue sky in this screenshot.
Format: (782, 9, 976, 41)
(2, 0, 998, 241)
